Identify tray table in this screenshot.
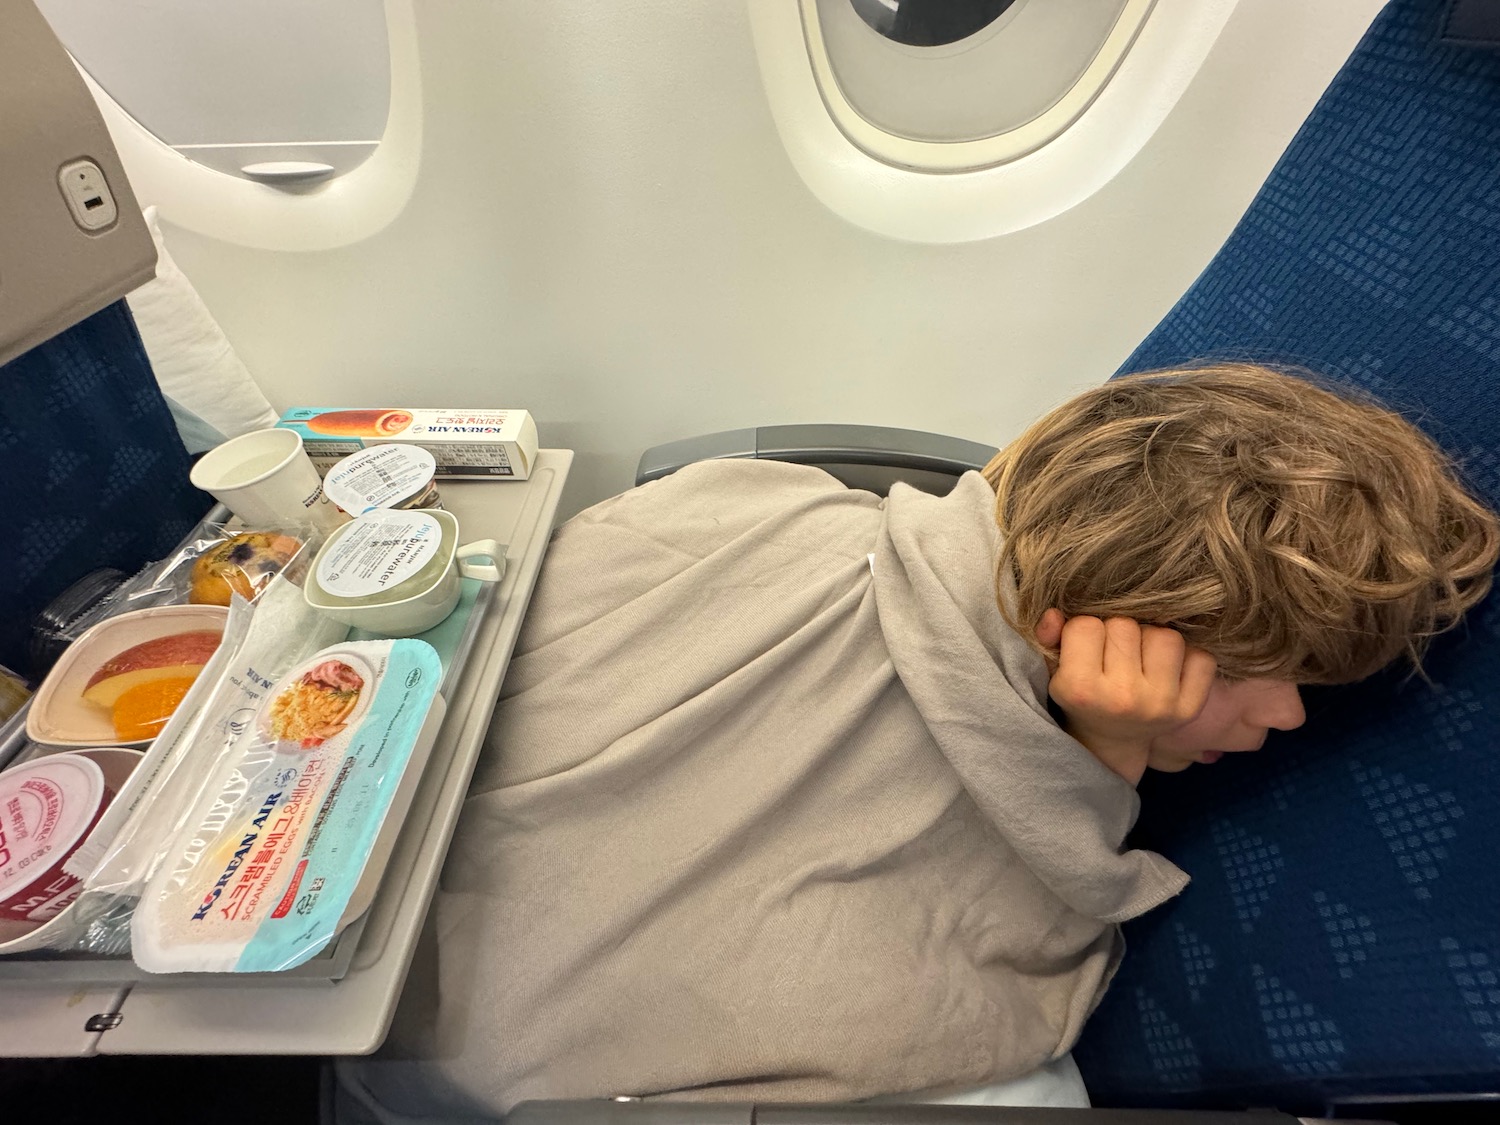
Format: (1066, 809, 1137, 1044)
(0, 450, 572, 1054)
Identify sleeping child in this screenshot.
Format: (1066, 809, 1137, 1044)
(334, 363, 1498, 1120)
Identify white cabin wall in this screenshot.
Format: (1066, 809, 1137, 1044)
(130, 0, 1385, 516)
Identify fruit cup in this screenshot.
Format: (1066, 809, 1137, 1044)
(26, 605, 228, 748)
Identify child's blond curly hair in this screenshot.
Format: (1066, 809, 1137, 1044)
(982, 363, 1500, 683)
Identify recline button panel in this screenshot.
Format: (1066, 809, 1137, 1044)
(57, 158, 118, 231)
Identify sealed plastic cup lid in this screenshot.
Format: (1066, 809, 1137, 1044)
(0, 754, 106, 918)
(323, 445, 440, 516)
(310, 510, 452, 606)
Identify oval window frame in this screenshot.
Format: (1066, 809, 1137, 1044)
(749, 0, 1243, 242)
(75, 0, 420, 252)
(811, 0, 1150, 165)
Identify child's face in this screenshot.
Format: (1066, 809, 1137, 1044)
(1146, 678, 1306, 772)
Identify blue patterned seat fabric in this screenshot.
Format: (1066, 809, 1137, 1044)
(0, 300, 208, 679)
(1072, 0, 1500, 1112)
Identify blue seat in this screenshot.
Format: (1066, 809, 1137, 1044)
(0, 300, 208, 679)
(1073, 0, 1500, 1112)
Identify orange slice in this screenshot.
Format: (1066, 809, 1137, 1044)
(111, 675, 199, 742)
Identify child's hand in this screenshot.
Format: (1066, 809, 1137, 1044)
(1034, 610, 1217, 785)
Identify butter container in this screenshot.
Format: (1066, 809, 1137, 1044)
(323, 444, 442, 516)
(276, 408, 538, 480)
(303, 509, 503, 637)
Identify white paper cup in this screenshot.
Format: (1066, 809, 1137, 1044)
(190, 428, 344, 533)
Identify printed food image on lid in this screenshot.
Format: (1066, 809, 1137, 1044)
(264, 654, 372, 749)
(305, 409, 414, 438)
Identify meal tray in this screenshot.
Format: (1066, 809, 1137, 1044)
(0, 508, 498, 986)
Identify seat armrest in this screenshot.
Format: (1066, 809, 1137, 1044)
(635, 424, 998, 488)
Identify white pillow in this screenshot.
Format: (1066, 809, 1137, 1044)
(867, 1055, 1091, 1108)
(126, 206, 279, 453)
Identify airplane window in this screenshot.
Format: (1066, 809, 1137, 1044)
(750, 0, 1244, 241)
(851, 0, 1019, 47)
(33, 0, 390, 185)
(815, 0, 1137, 152)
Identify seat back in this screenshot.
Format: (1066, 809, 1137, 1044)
(0, 300, 208, 678)
(1073, 0, 1500, 1112)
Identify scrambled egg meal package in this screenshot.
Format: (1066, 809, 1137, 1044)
(132, 638, 443, 972)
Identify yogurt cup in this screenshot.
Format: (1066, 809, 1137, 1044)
(303, 509, 502, 637)
(0, 747, 142, 949)
(323, 444, 442, 517)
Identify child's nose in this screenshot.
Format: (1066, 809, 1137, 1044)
(1259, 683, 1306, 731)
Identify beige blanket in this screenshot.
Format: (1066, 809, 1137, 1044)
(337, 461, 1187, 1120)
